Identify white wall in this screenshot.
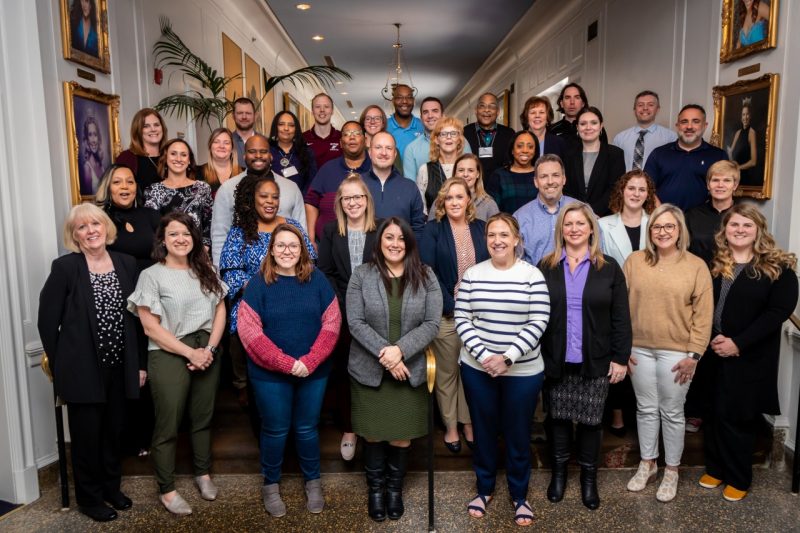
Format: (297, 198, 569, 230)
(450, 0, 800, 451)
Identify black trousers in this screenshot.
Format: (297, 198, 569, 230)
(67, 366, 127, 507)
(703, 395, 757, 491)
(684, 355, 712, 419)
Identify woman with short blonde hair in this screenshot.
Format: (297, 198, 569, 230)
(417, 116, 466, 212)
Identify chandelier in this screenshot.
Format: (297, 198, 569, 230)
(381, 23, 418, 101)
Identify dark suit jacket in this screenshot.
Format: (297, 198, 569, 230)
(563, 143, 626, 216)
(538, 255, 632, 379)
(419, 218, 489, 316)
(317, 219, 380, 308)
(542, 131, 568, 160)
(463, 122, 515, 178)
(706, 266, 798, 419)
(38, 251, 142, 403)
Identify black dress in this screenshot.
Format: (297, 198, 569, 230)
(106, 205, 161, 273)
(730, 126, 756, 186)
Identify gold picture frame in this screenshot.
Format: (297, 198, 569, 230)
(711, 73, 778, 199)
(719, 0, 778, 63)
(497, 89, 510, 127)
(63, 81, 121, 205)
(283, 92, 301, 118)
(59, 0, 111, 74)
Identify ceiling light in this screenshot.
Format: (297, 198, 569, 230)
(350, 111, 356, 114)
(312, 35, 324, 41)
(336, 81, 343, 85)
(382, 23, 417, 101)
(341, 92, 348, 95)
(296, 3, 311, 10)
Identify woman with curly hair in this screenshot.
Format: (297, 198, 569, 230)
(416, 116, 466, 213)
(269, 111, 317, 193)
(128, 211, 227, 515)
(219, 174, 315, 399)
(698, 204, 798, 502)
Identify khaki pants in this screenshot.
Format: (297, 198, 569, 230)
(429, 317, 470, 428)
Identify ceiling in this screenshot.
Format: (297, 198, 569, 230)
(265, 0, 535, 121)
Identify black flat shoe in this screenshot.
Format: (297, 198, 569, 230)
(79, 504, 118, 522)
(608, 425, 627, 438)
(444, 439, 462, 454)
(104, 491, 132, 511)
(465, 439, 475, 451)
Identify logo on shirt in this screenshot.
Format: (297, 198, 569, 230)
(330, 143, 340, 152)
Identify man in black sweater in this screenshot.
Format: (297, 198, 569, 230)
(463, 92, 515, 179)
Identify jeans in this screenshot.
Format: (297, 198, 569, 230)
(629, 346, 690, 466)
(461, 364, 544, 501)
(249, 360, 328, 483)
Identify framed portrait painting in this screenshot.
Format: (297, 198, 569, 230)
(497, 89, 510, 127)
(720, 0, 778, 63)
(59, 0, 111, 73)
(711, 73, 778, 199)
(63, 82, 121, 205)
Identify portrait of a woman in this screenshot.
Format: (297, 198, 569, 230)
(81, 114, 106, 195)
(70, 0, 99, 57)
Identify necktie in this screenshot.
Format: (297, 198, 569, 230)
(633, 130, 647, 170)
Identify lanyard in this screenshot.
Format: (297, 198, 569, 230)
(475, 124, 497, 148)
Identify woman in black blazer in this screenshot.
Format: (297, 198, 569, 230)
(538, 202, 632, 510)
(700, 204, 798, 502)
(420, 177, 489, 453)
(318, 173, 380, 461)
(38, 204, 143, 523)
(519, 95, 568, 160)
(563, 107, 626, 216)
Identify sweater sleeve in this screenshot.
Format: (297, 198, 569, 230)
(687, 261, 714, 354)
(453, 269, 490, 362)
(732, 268, 799, 353)
(38, 258, 69, 365)
(504, 269, 550, 362)
(300, 296, 341, 374)
(237, 299, 296, 374)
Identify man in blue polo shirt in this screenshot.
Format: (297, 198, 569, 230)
(386, 84, 424, 161)
(644, 104, 727, 211)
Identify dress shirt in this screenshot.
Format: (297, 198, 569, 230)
(612, 123, 677, 171)
(514, 194, 578, 266)
(386, 114, 424, 158)
(562, 251, 591, 364)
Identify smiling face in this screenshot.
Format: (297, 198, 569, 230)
(363, 108, 385, 136)
(109, 167, 137, 208)
(676, 108, 707, 148)
(312, 95, 333, 125)
(142, 114, 163, 148)
(512, 132, 536, 168)
(534, 161, 566, 204)
(210, 131, 233, 162)
(724, 213, 757, 252)
(163, 220, 193, 260)
(368, 132, 397, 171)
(86, 122, 100, 153)
(275, 113, 296, 145)
(165, 141, 190, 176)
(340, 182, 367, 223)
(650, 211, 680, 252)
(455, 158, 480, 191)
(562, 209, 592, 250)
(271, 229, 302, 273)
(741, 105, 751, 128)
(444, 183, 469, 222)
(486, 218, 519, 264)
(634, 94, 659, 125)
(708, 173, 737, 203)
(527, 103, 548, 134)
(255, 180, 280, 224)
(476, 94, 499, 128)
(380, 223, 406, 267)
(73, 216, 107, 254)
(577, 111, 602, 144)
(420, 100, 443, 132)
(560, 87, 584, 119)
(244, 136, 272, 173)
(392, 86, 415, 119)
(622, 176, 648, 212)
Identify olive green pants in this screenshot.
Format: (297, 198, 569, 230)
(148, 330, 221, 494)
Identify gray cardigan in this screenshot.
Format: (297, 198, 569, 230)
(346, 263, 442, 388)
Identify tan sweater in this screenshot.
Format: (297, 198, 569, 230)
(622, 250, 713, 354)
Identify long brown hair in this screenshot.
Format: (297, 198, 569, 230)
(608, 170, 657, 214)
(370, 217, 429, 295)
(128, 108, 168, 156)
(260, 224, 315, 284)
(711, 204, 797, 281)
(202, 128, 241, 188)
(541, 202, 606, 270)
(152, 212, 224, 297)
(157, 138, 196, 180)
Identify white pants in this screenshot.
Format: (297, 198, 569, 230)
(629, 347, 690, 466)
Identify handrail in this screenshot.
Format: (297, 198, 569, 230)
(790, 313, 800, 332)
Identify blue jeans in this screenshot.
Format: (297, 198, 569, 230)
(461, 364, 543, 501)
(249, 361, 328, 483)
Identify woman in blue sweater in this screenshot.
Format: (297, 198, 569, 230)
(237, 223, 341, 518)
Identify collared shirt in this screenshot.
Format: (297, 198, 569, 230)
(303, 126, 342, 169)
(561, 250, 591, 364)
(612, 123, 678, 171)
(386, 114, 424, 159)
(644, 140, 727, 211)
(402, 132, 472, 181)
(514, 194, 578, 266)
(232, 130, 259, 168)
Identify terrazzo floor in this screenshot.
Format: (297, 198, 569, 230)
(2, 467, 798, 532)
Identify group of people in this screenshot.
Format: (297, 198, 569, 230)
(38, 81, 797, 528)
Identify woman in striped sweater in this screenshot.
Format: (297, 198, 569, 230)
(455, 212, 551, 527)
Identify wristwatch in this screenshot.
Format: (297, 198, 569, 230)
(205, 345, 219, 355)
(503, 356, 513, 367)
(688, 352, 702, 361)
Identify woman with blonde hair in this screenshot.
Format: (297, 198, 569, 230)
(538, 202, 631, 510)
(196, 128, 241, 196)
(439, 153, 499, 222)
(699, 204, 797, 502)
(416, 116, 466, 213)
(623, 203, 713, 502)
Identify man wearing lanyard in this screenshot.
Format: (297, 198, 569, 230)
(463, 92, 515, 178)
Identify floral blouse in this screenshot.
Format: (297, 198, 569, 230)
(144, 181, 213, 247)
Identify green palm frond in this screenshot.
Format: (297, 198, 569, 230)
(263, 66, 352, 95)
(153, 93, 229, 129)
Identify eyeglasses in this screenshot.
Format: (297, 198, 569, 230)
(342, 130, 364, 138)
(364, 116, 384, 123)
(341, 194, 366, 204)
(273, 242, 301, 253)
(438, 131, 460, 139)
(650, 223, 677, 234)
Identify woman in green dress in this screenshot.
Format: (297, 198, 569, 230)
(346, 217, 442, 522)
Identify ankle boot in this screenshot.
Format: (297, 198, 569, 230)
(385, 445, 410, 520)
(577, 424, 602, 510)
(363, 441, 387, 522)
(547, 419, 572, 503)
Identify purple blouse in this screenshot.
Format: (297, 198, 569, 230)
(562, 250, 591, 364)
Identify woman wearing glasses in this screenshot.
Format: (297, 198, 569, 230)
(359, 105, 387, 149)
(416, 117, 466, 214)
(238, 224, 341, 517)
(623, 204, 713, 502)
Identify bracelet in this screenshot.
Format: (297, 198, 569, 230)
(205, 345, 219, 355)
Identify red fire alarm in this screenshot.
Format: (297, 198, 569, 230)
(154, 68, 163, 85)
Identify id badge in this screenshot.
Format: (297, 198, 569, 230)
(283, 166, 299, 177)
(478, 147, 493, 158)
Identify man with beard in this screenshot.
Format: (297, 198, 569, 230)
(231, 97, 260, 168)
(645, 105, 726, 211)
(305, 121, 372, 243)
(303, 93, 342, 169)
(385, 84, 424, 160)
(463, 92, 515, 178)
(211, 134, 306, 265)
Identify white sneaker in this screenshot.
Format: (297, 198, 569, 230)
(627, 461, 657, 492)
(656, 469, 679, 502)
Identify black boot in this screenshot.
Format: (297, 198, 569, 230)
(385, 445, 410, 520)
(364, 441, 387, 522)
(577, 424, 602, 510)
(547, 419, 572, 503)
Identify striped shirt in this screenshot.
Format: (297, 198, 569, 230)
(454, 259, 550, 376)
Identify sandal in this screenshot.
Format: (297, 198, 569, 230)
(467, 494, 492, 518)
(513, 499, 533, 527)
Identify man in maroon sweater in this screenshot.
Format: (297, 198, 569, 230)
(303, 93, 342, 169)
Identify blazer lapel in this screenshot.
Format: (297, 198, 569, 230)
(585, 145, 607, 196)
(338, 231, 353, 280)
(608, 214, 633, 260)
